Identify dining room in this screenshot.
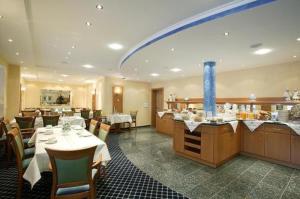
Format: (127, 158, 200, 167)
(1, 0, 300, 199)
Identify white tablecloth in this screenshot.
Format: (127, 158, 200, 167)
(157, 112, 166, 118)
(11, 116, 86, 129)
(24, 127, 111, 187)
(243, 120, 265, 132)
(107, 114, 132, 125)
(74, 112, 93, 119)
(184, 120, 239, 133)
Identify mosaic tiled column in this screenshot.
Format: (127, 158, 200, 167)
(203, 61, 216, 116)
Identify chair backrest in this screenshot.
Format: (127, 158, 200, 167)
(42, 115, 60, 127)
(89, 119, 99, 135)
(93, 110, 102, 119)
(63, 111, 74, 117)
(81, 110, 90, 120)
(99, 123, 111, 142)
(15, 116, 36, 129)
(8, 128, 25, 172)
(1, 119, 12, 137)
(45, 146, 96, 192)
(130, 111, 138, 122)
(21, 110, 38, 117)
(40, 110, 52, 116)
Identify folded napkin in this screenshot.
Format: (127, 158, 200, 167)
(243, 120, 264, 132)
(184, 120, 202, 132)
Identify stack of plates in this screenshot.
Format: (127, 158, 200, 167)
(278, 110, 289, 122)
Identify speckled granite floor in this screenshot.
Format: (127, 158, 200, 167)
(119, 127, 300, 199)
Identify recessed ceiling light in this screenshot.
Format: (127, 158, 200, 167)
(297, 38, 300, 41)
(82, 64, 94, 69)
(170, 68, 182, 72)
(253, 48, 272, 55)
(61, 74, 69, 77)
(150, 73, 159, 77)
(67, 51, 71, 55)
(96, 4, 103, 10)
(58, 79, 63, 82)
(224, 32, 229, 36)
(71, 45, 76, 49)
(170, 48, 175, 51)
(145, 59, 149, 63)
(293, 55, 297, 58)
(65, 56, 69, 59)
(16, 52, 20, 56)
(0, 15, 3, 19)
(8, 38, 13, 43)
(86, 21, 92, 26)
(108, 43, 123, 50)
(85, 79, 96, 83)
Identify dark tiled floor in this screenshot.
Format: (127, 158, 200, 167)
(119, 127, 300, 199)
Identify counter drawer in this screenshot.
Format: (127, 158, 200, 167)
(264, 124, 290, 134)
(265, 132, 291, 162)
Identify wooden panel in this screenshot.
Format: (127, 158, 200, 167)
(151, 88, 163, 127)
(156, 113, 174, 136)
(201, 128, 214, 163)
(184, 134, 201, 141)
(265, 132, 291, 162)
(291, 135, 300, 165)
(184, 142, 201, 149)
(264, 123, 290, 134)
(173, 121, 184, 153)
(242, 125, 265, 156)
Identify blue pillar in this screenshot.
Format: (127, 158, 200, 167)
(203, 61, 216, 116)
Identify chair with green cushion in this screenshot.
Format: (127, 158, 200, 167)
(46, 146, 97, 199)
(8, 128, 33, 199)
(92, 110, 102, 121)
(42, 115, 60, 127)
(98, 123, 111, 143)
(89, 119, 99, 136)
(15, 116, 36, 138)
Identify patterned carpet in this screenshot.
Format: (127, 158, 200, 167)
(0, 134, 187, 199)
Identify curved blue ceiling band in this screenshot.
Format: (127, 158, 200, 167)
(119, 0, 276, 68)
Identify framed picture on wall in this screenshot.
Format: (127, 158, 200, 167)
(40, 89, 71, 105)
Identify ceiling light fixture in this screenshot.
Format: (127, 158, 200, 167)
(293, 55, 297, 58)
(224, 32, 229, 36)
(150, 73, 159, 77)
(171, 48, 175, 51)
(0, 16, 3, 19)
(58, 79, 63, 82)
(82, 64, 94, 69)
(297, 38, 300, 41)
(65, 56, 69, 59)
(253, 48, 272, 55)
(170, 68, 182, 72)
(86, 21, 92, 27)
(67, 51, 71, 55)
(145, 59, 149, 63)
(61, 74, 69, 77)
(108, 43, 123, 50)
(71, 45, 76, 49)
(16, 52, 20, 56)
(96, 4, 103, 10)
(8, 38, 13, 43)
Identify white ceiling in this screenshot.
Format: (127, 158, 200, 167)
(0, 0, 299, 83)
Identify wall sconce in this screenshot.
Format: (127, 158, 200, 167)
(114, 86, 122, 94)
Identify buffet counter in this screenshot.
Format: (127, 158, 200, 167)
(156, 112, 174, 136)
(173, 120, 240, 168)
(172, 120, 300, 168)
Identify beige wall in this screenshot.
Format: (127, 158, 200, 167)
(6, 64, 21, 120)
(0, 57, 7, 118)
(22, 81, 93, 109)
(100, 77, 151, 126)
(152, 61, 300, 108)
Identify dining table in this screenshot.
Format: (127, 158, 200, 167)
(23, 125, 111, 188)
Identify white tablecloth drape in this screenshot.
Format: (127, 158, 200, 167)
(157, 112, 166, 118)
(24, 127, 111, 188)
(11, 116, 86, 129)
(184, 120, 239, 133)
(286, 123, 300, 135)
(243, 120, 265, 132)
(107, 114, 132, 125)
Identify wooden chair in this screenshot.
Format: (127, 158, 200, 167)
(98, 123, 111, 143)
(0, 120, 9, 165)
(89, 119, 99, 136)
(130, 111, 138, 128)
(15, 116, 36, 138)
(92, 110, 102, 121)
(81, 110, 91, 130)
(40, 109, 52, 116)
(42, 115, 60, 127)
(63, 111, 74, 117)
(21, 110, 39, 117)
(46, 146, 97, 199)
(8, 128, 33, 199)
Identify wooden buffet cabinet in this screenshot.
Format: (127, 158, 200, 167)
(171, 120, 300, 168)
(156, 113, 174, 136)
(173, 121, 240, 168)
